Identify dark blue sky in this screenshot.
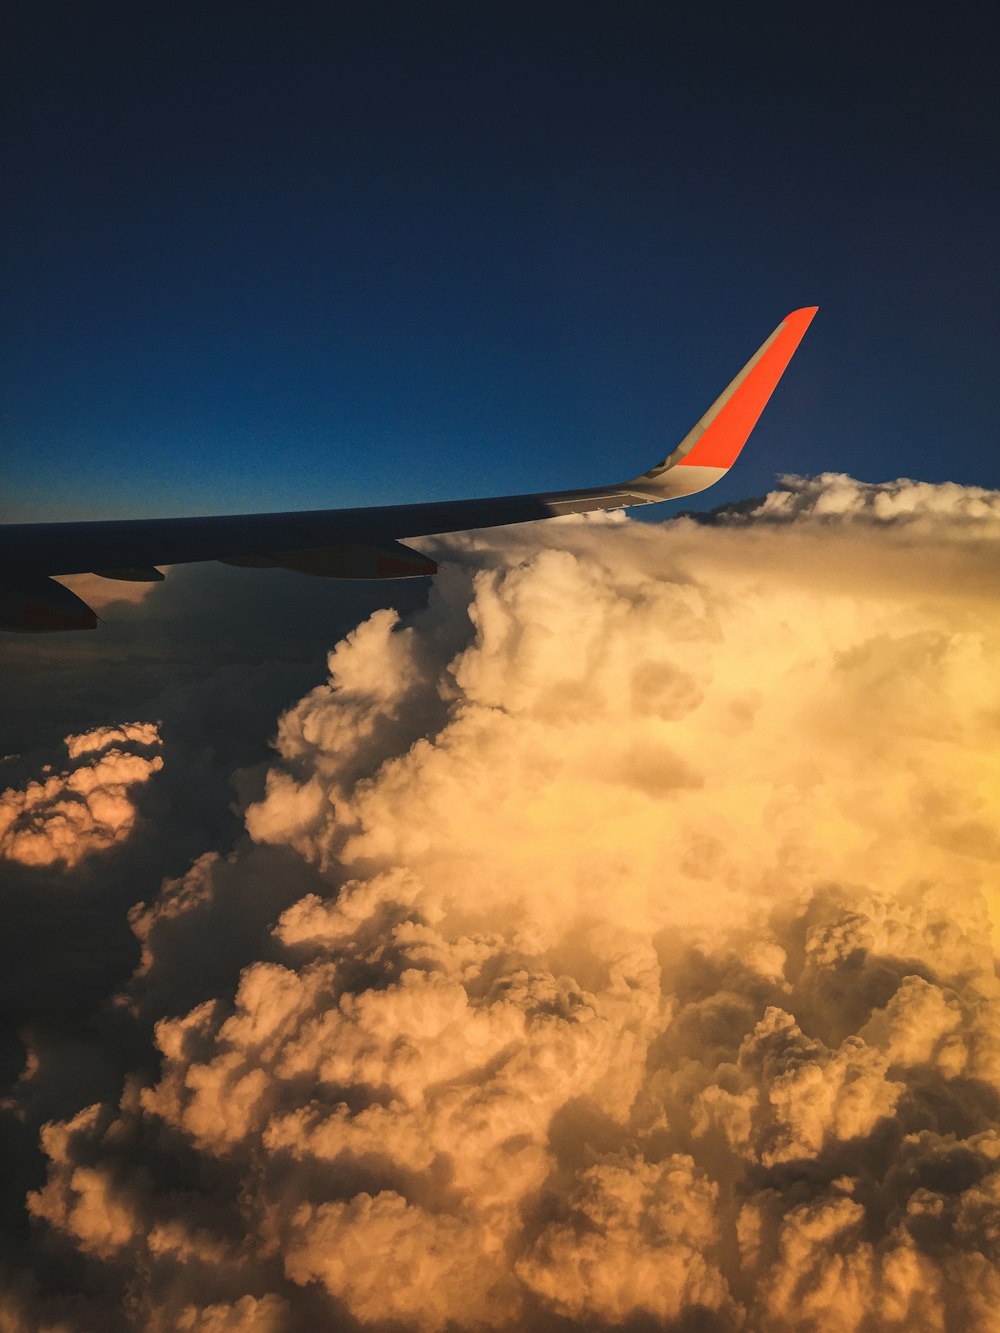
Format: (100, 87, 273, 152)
(3, 2, 997, 523)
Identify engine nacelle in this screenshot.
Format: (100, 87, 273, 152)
(0, 576, 97, 632)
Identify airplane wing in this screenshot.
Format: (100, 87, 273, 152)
(0, 307, 817, 631)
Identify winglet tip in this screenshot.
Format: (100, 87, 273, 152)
(664, 304, 818, 478)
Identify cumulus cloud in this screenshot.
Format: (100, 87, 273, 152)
(0, 723, 163, 867)
(715, 471, 1000, 530)
(6, 475, 1000, 1330)
(64, 721, 162, 760)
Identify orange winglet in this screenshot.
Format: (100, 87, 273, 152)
(678, 307, 818, 471)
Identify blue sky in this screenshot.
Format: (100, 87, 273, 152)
(2, 2, 997, 523)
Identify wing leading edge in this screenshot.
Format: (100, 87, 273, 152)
(0, 307, 816, 630)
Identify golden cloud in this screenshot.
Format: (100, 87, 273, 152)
(10, 476, 1000, 1330)
(0, 723, 162, 868)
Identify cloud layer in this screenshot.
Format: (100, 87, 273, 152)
(5, 475, 1000, 1330)
(0, 724, 163, 868)
(721, 471, 1000, 530)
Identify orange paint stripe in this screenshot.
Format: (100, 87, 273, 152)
(679, 307, 818, 470)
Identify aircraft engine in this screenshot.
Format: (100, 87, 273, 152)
(0, 576, 98, 632)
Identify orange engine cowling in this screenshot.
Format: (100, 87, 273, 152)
(0, 577, 97, 632)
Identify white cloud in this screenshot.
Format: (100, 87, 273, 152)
(12, 475, 1000, 1329)
(727, 472, 1000, 530)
